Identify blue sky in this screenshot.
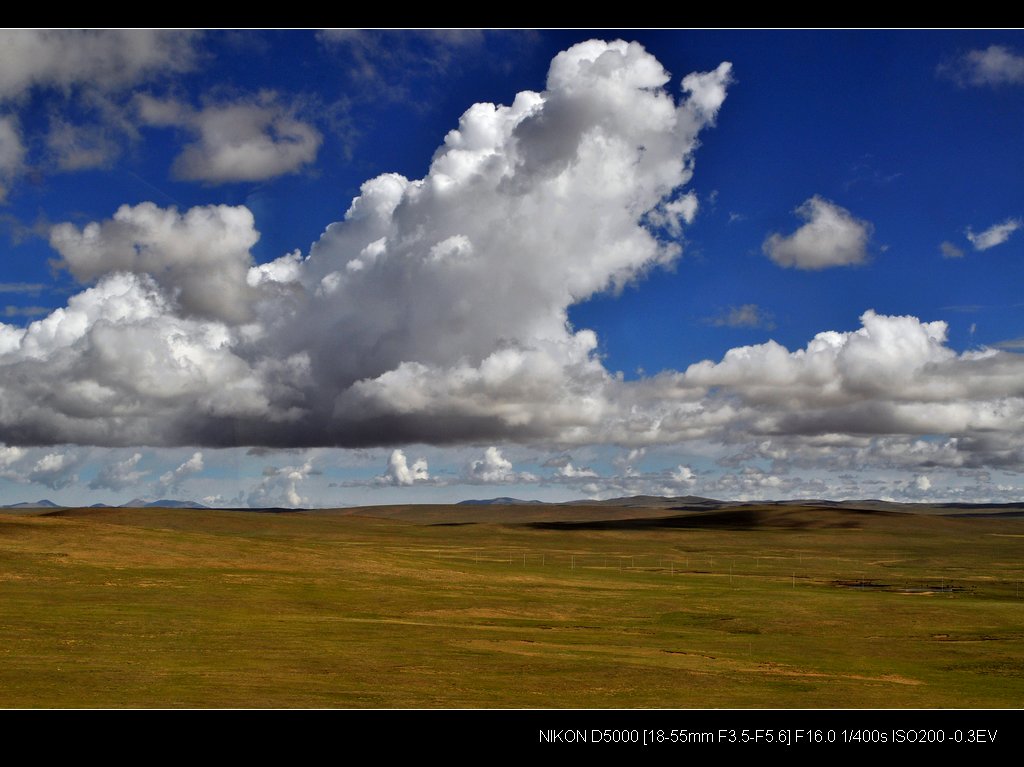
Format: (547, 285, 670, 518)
(0, 29, 1022, 507)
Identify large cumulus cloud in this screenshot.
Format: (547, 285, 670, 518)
(0, 40, 731, 448)
(652, 310, 1024, 469)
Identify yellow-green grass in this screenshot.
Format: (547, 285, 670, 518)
(1, 504, 1022, 708)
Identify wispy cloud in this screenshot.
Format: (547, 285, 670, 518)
(0, 116, 26, 201)
(3, 305, 50, 318)
(939, 241, 964, 259)
(0, 282, 46, 295)
(89, 452, 147, 491)
(705, 303, 775, 330)
(157, 451, 203, 490)
(966, 217, 1021, 251)
(994, 337, 1024, 350)
(941, 45, 1024, 87)
(317, 29, 486, 101)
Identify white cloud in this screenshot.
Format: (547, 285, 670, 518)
(612, 447, 646, 476)
(247, 250, 305, 288)
(943, 45, 1024, 87)
(664, 309, 1024, 470)
(707, 303, 775, 329)
(0, 271, 302, 447)
(557, 462, 598, 479)
(50, 202, 260, 324)
(469, 446, 512, 482)
(763, 196, 872, 270)
(27, 452, 78, 489)
(541, 452, 601, 481)
(0, 283, 45, 295)
(46, 118, 121, 171)
(89, 452, 147, 491)
(647, 191, 699, 238)
(940, 241, 965, 259)
(0, 115, 26, 201)
(380, 449, 429, 486)
(158, 451, 204, 489)
(248, 459, 314, 507)
(681, 62, 733, 120)
(966, 218, 1021, 251)
(138, 93, 322, 183)
(671, 465, 696, 485)
(467, 446, 532, 483)
(0, 445, 25, 468)
(914, 475, 932, 492)
(2, 306, 49, 319)
(0, 30, 199, 100)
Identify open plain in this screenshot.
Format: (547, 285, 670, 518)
(1, 501, 1022, 708)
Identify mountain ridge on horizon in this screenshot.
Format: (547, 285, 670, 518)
(3, 494, 1023, 513)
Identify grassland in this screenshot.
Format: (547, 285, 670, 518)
(1, 503, 1022, 708)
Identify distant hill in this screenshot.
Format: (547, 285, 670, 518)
(457, 495, 725, 508)
(567, 495, 724, 509)
(1, 499, 61, 509)
(4, 494, 1021, 517)
(119, 498, 209, 509)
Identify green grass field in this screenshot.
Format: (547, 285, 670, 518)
(1, 503, 1022, 708)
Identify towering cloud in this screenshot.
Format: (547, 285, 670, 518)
(0, 40, 732, 449)
(380, 449, 430, 486)
(248, 460, 315, 507)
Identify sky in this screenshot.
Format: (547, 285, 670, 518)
(0, 28, 1022, 508)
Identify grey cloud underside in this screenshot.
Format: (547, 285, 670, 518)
(1, 41, 1024, 474)
(185, 413, 550, 450)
